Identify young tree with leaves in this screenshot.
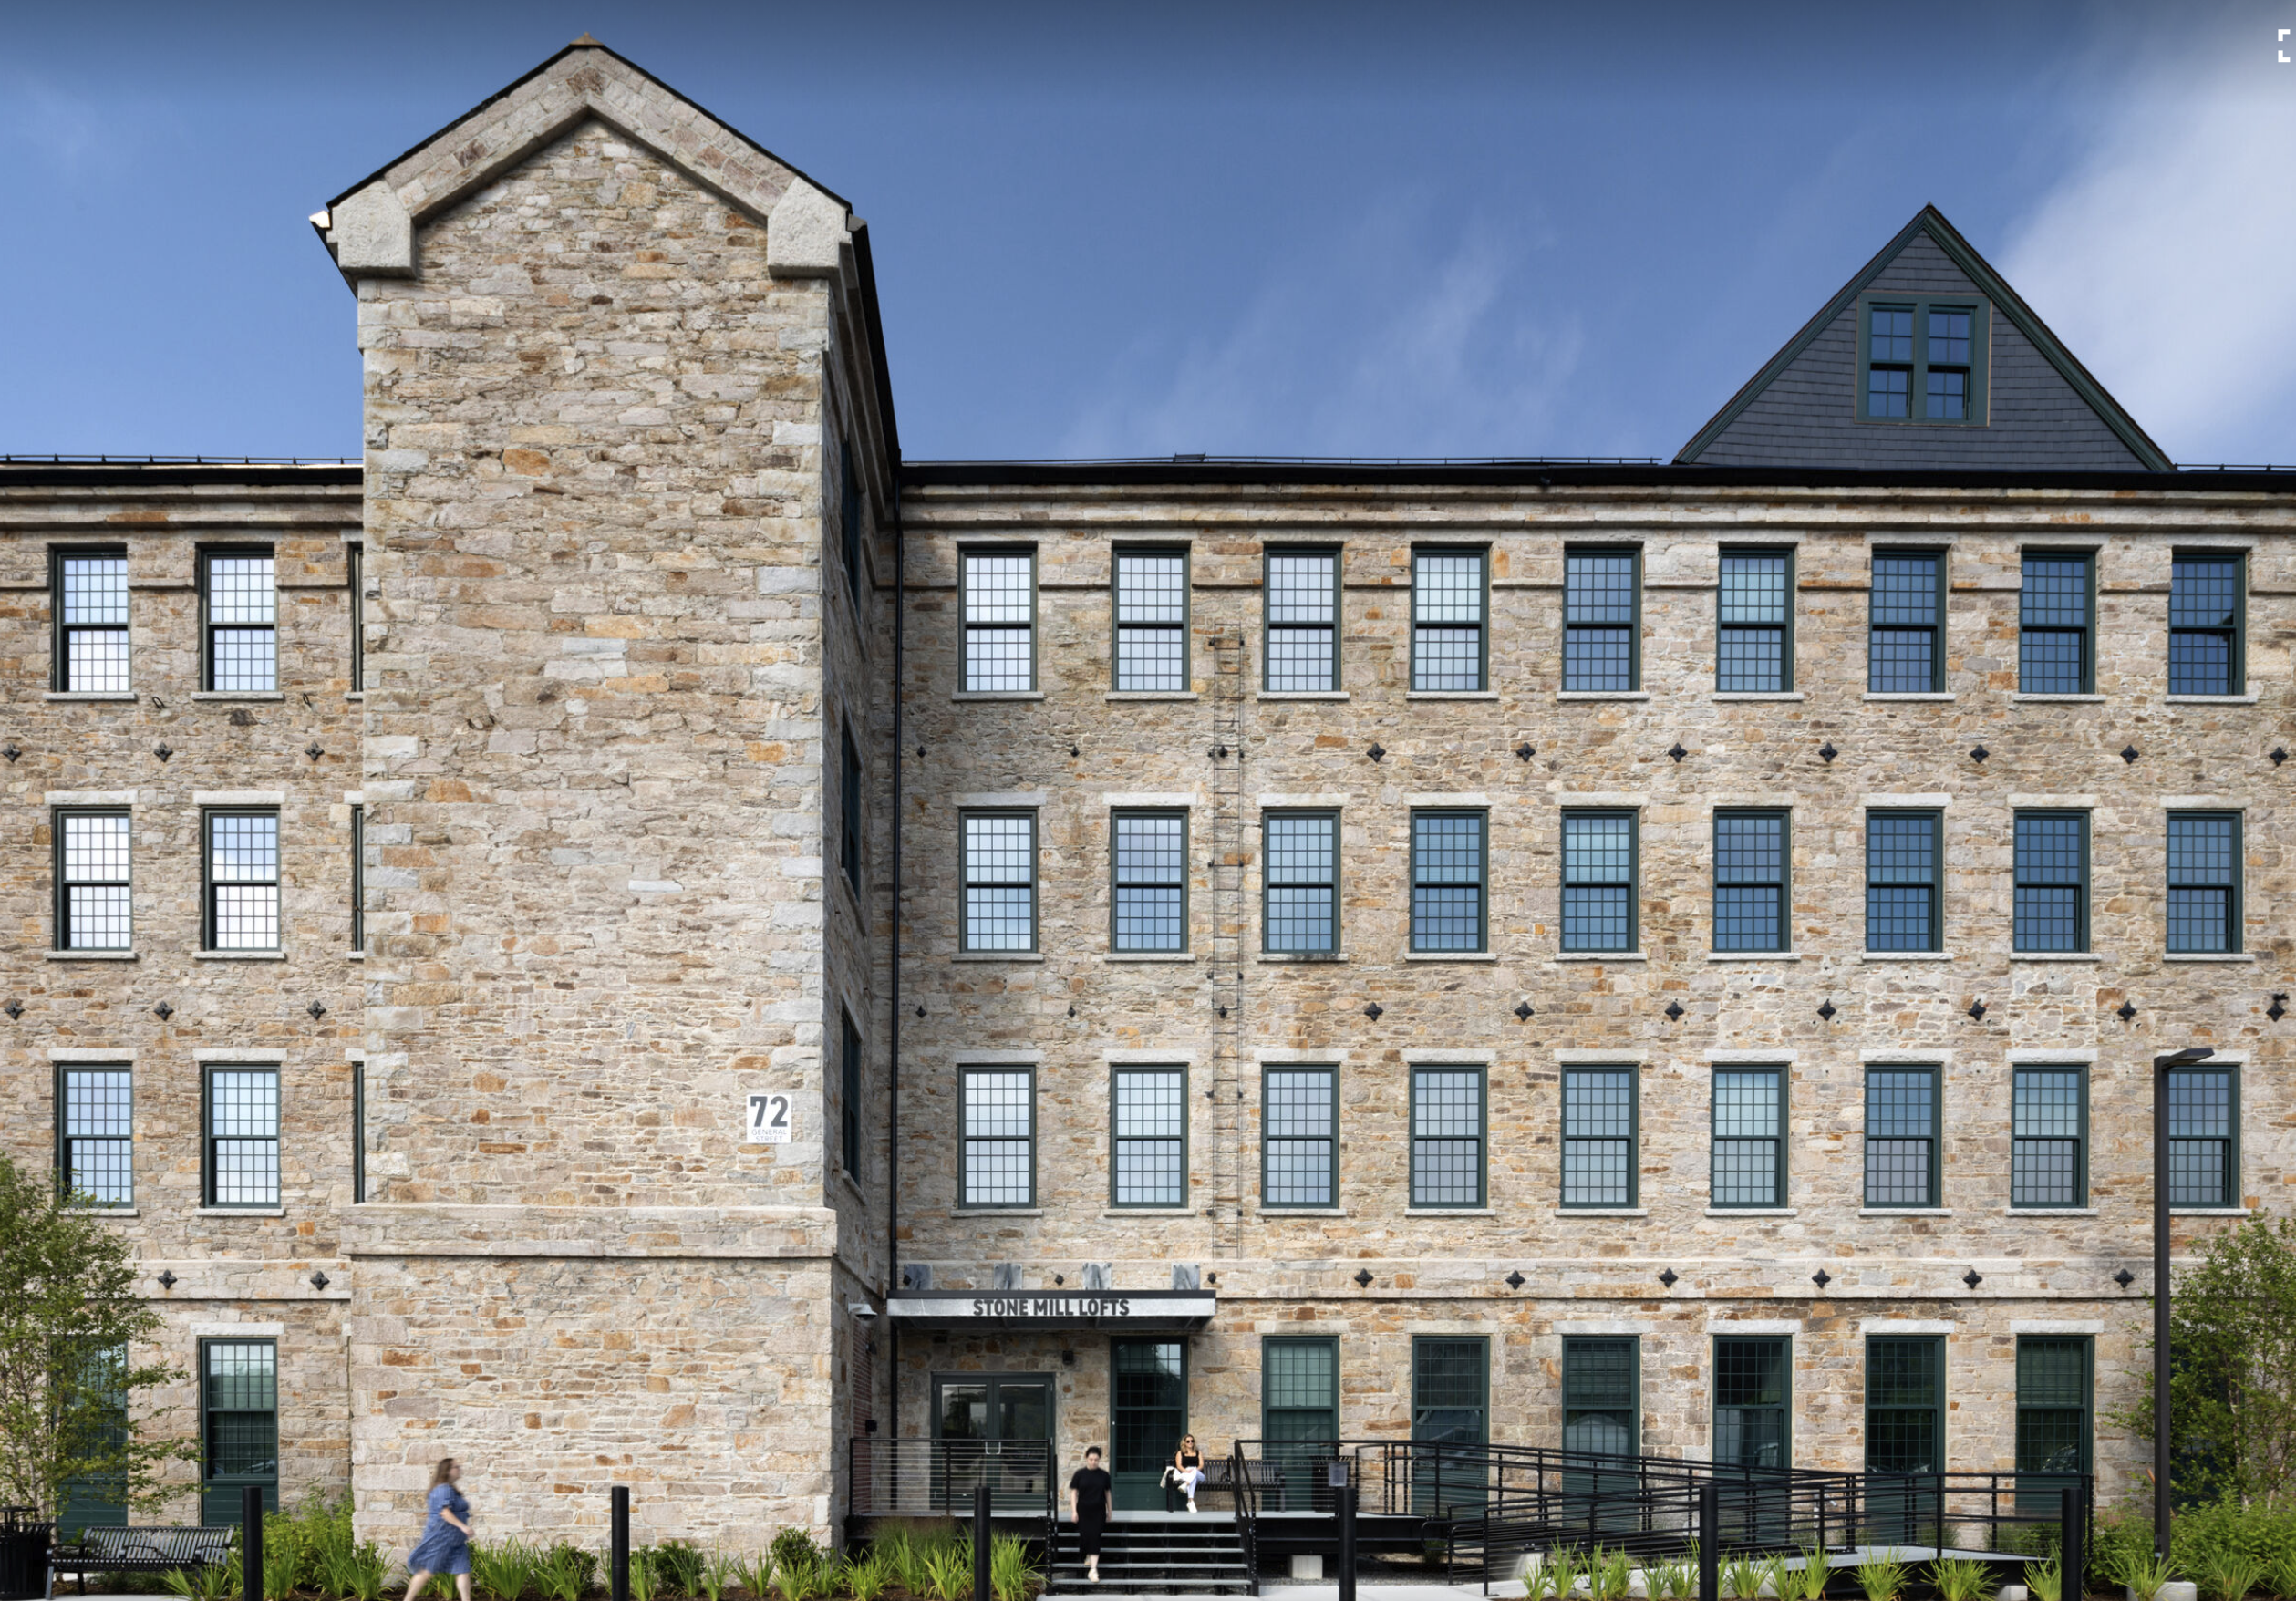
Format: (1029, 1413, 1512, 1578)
(2112, 1212, 2296, 1505)
(0, 1152, 195, 1522)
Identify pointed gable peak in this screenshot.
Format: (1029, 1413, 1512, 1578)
(1677, 205, 2171, 472)
(316, 40, 853, 283)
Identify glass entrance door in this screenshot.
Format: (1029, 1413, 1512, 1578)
(1112, 1339, 1186, 1510)
(1411, 1336, 1489, 1516)
(1263, 1337, 1340, 1512)
(932, 1375, 1053, 1508)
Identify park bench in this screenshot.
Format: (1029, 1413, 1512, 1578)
(46, 1525, 236, 1599)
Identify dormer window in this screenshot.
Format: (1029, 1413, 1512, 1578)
(1861, 298, 1985, 424)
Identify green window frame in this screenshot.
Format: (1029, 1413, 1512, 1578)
(202, 1065, 280, 1210)
(203, 807, 280, 953)
(1410, 809, 1487, 953)
(348, 803, 365, 954)
(1864, 1065, 1941, 1209)
(1264, 546, 1340, 692)
(1865, 1335, 1945, 1474)
(56, 1064, 132, 1208)
(2167, 1065, 2239, 1210)
(1711, 1064, 1785, 1210)
(1113, 546, 1189, 693)
(1866, 810, 1942, 953)
(56, 807, 131, 952)
(1409, 1065, 1486, 1209)
(2012, 811, 2089, 954)
(1263, 811, 1339, 955)
(1564, 547, 1640, 692)
(840, 1009, 864, 1180)
(351, 1061, 367, 1204)
(841, 725, 864, 898)
(1261, 1064, 1338, 1209)
(2168, 552, 2243, 695)
(1868, 548, 1947, 693)
(1110, 1064, 1187, 1209)
(1717, 547, 1793, 693)
(957, 1065, 1035, 1209)
(2167, 811, 2240, 955)
(2018, 551, 2094, 694)
(53, 545, 129, 694)
(346, 540, 364, 692)
(1860, 297, 1987, 423)
(960, 810, 1037, 952)
(59, 1345, 127, 1536)
(1562, 809, 1638, 953)
(1262, 1335, 1341, 1502)
(2011, 1065, 2088, 1209)
(1411, 548, 1487, 691)
(840, 438, 863, 606)
(1713, 809, 1789, 953)
(200, 545, 276, 694)
(1111, 809, 1188, 953)
(200, 1338, 278, 1523)
(1561, 1335, 1639, 1457)
(1412, 1335, 1489, 1446)
(2015, 1335, 2092, 1478)
(959, 547, 1036, 693)
(1712, 1334, 1791, 1469)
(1562, 1066, 1637, 1209)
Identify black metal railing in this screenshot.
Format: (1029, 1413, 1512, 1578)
(848, 1437, 1057, 1517)
(1228, 1441, 1259, 1592)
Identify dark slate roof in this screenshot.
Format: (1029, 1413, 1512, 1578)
(1676, 206, 2171, 472)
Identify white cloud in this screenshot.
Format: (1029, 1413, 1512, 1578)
(1058, 195, 1588, 459)
(2001, 51, 2296, 465)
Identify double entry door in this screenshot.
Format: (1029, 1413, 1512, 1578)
(934, 1375, 1053, 1508)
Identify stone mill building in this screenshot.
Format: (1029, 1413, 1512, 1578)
(6, 36, 2291, 1559)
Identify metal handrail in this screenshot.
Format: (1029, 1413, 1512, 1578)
(1229, 1441, 1259, 1596)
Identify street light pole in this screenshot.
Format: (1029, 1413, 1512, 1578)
(2153, 1046, 2214, 1563)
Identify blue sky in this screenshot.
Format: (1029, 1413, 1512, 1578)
(5, 2, 2295, 465)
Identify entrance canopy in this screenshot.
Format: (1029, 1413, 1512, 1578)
(887, 1288, 1215, 1333)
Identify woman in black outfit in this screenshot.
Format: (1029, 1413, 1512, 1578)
(1168, 1434, 1206, 1513)
(1069, 1445, 1112, 1583)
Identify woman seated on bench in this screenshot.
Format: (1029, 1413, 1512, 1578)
(1166, 1434, 1207, 1513)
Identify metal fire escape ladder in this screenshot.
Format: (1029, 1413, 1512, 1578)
(1207, 622, 1248, 1261)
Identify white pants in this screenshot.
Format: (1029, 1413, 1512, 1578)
(1174, 1467, 1205, 1500)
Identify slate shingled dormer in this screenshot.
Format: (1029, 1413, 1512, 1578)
(1678, 205, 2173, 471)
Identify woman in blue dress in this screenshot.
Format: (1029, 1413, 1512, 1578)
(405, 1458, 473, 1601)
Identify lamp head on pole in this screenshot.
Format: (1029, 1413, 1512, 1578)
(2156, 1046, 2215, 1069)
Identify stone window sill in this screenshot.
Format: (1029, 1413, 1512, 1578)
(1552, 952, 1646, 963)
(345, 691, 366, 702)
(1258, 952, 1347, 964)
(1257, 691, 1349, 701)
(1861, 1208, 1952, 1217)
(1407, 690, 1498, 700)
(2012, 953, 2100, 963)
(1554, 1208, 1648, 1218)
(91, 1207, 140, 1218)
(44, 691, 137, 702)
(197, 950, 288, 962)
(1557, 691, 1650, 702)
(1707, 951, 1802, 962)
(2176, 1207, 2253, 1217)
(196, 1207, 284, 1218)
(1862, 692, 1956, 702)
(953, 1207, 1042, 1217)
(1102, 952, 1197, 963)
(1259, 1208, 1348, 1217)
(1712, 692, 1805, 702)
(1411, 1206, 1495, 1215)
(1105, 691, 1199, 702)
(2166, 693, 2259, 705)
(953, 951, 1044, 962)
(1101, 1207, 1191, 1217)
(191, 691, 285, 702)
(2007, 1207, 2098, 1216)
(1405, 950, 1496, 962)
(2011, 693, 2105, 704)
(347, 950, 366, 962)
(1706, 1207, 1799, 1217)
(952, 691, 1045, 702)
(47, 949, 137, 961)
(1860, 951, 1952, 961)
(2164, 953, 2254, 963)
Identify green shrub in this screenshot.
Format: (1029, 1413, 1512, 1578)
(474, 1543, 546, 1601)
(1854, 1552, 1906, 1601)
(539, 1544, 599, 1601)
(653, 1543, 708, 1597)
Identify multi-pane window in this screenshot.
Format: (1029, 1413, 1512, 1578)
(1112, 811, 1186, 953)
(1562, 811, 1636, 953)
(2015, 1336, 2091, 1479)
(55, 551, 129, 693)
(1863, 300, 1982, 422)
(202, 550, 276, 693)
(1713, 811, 1788, 952)
(200, 1339, 279, 1522)
(960, 551, 1034, 692)
(1866, 811, 1942, 952)
(1711, 1067, 1784, 1209)
(1412, 550, 1485, 691)
(839, 1011, 863, 1180)
(1561, 1336, 1639, 1456)
(1717, 550, 1791, 692)
(1561, 1067, 1636, 1208)
(1868, 550, 1944, 693)
(351, 1062, 367, 1204)
(2011, 1067, 2086, 1208)
(346, 541, 364, 692)
(2167, 812, 2239, 953)
(57, 810, 131, 951)
(1410, 1066, 1484, 1208)
(1113, 549, 1187, 692)
(1864, 1066, 1939, 1208)
(1112, 1067, 1186, 1208)
(841, 727, 864, 897)
(960, 811, 1035, 952)
(1564, 549, 1638, 692)
(1410, 811, 1485, 953)
(2167, 1067, 2238, 1209)
(2019, 553, 2093, 694)
(958, 1068, 1034, 1208)
(1265, 549, 1339, 692)
(1262, 1066, 1337, 1208)
(1713, 1336, 1789, 1469)
(205, 811, 280, 951)
(57, 1067, 132, 1206)
(2168, 554, 2242, 695)
(204, 1067, 280, 1209)
(2013, 811, 2088, 953)
(1264, 812, 1338, 954)
(349, 804, 364, 954)
(839, 439, 863, 604)
(1866, 1336, 1944, 1474)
